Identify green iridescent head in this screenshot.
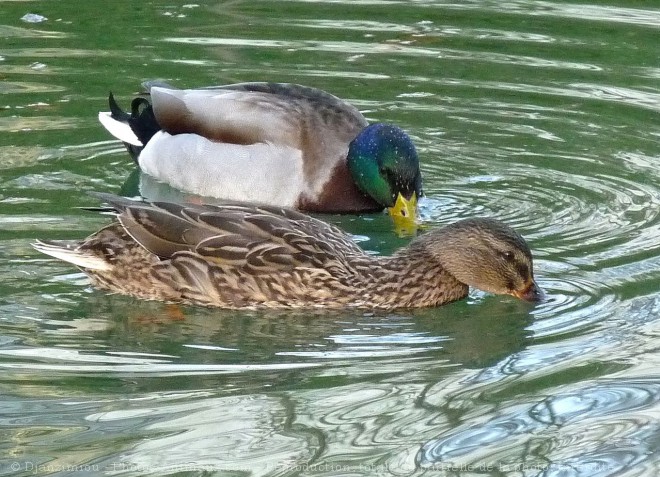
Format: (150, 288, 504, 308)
(347, 123, 423, 220)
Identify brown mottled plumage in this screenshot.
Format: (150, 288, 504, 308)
(33, 194, 542, 310)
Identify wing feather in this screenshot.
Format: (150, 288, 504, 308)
(149, 83, 367, 149)
(93, 194, 365, 273)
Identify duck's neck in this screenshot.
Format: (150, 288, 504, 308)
(298, 160, 383, 213)
(348, 245, 469, 309)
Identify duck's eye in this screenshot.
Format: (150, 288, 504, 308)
(501, 251, 515, 262)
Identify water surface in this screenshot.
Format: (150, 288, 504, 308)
(1, 0, 660, 476)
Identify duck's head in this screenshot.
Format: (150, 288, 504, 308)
(420, 218, 543, 302)
(347, 124, 422, 225)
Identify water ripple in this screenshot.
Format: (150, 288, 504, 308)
(2, 1, 660, 475)
(435, 1, 660, 28)
(530, 382, 660, 426)
(0, 347, 323, 377)
(418, 379, 660, 472)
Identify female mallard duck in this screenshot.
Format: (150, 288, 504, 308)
(33, 194, 542, 310)
(98, 82, 422, 224)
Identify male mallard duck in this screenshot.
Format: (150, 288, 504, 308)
(98, 82, 422, 224)
(33, 194, 542, 310)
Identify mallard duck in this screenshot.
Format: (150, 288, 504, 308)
(33, 194, 542, 310)
(98, 82, 423, 224)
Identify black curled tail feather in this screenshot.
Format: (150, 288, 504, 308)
(108, 93, 161, 163)
(129, 97, 161, 147)
(109, 92, 132, 122)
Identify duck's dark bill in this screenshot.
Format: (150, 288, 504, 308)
(512, 280, 544, 302)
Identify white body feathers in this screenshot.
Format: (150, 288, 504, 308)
(138, 131, 304, 207)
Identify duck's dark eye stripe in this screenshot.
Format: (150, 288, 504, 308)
(516, 263, 530, 280)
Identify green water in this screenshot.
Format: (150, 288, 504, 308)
(2, 1, 660, 476)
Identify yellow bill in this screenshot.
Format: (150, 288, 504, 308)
(388, 192, 418, 235)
